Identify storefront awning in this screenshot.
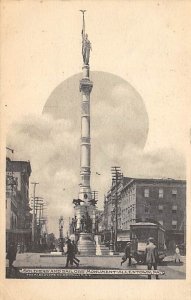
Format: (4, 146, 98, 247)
(117, 231, 130, 241)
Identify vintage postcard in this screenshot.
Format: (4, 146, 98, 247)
(0, 0, 191, 299)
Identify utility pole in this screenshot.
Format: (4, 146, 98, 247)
(111, 166, 123, 253)
(91, 190, 98, 206)
(91, 191, 98, 202)
(34, 197, 44, 248)
(31, 182, 39, 250)
(59, 216, 64, 253)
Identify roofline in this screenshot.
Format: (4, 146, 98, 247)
(107, 177, 133, 194)
(6, 160, 32, 175)
(122, 177, 186, 191)
(130, 222, 165, 231)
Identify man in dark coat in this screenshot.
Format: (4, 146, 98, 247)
(65, 239, 79, 268)
(121, 242, 132, 266)
(145, 237, 159, 279)
(72, 240, 80, 266)
(6, 242, 17, 274)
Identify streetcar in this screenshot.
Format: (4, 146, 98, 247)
(130, 222, 166, 264)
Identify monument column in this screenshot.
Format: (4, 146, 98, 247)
(78, 67, 93, 203)
(72, 11, 96, 255)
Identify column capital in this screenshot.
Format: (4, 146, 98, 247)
(80, 78, 93, 94)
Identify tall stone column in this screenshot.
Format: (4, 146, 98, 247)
(78, 65, 93, 204)
(72, 12, 96, 254)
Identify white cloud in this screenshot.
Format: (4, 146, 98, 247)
(7, 113, 185, 236)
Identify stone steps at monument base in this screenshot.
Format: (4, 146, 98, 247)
(96, 244, 110, 255)
(78, 249, 96, 255)
(78, 242, 96, 255)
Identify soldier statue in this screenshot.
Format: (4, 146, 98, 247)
(80, 215, 86, 232)
(80, 10, 92, 65)
(82, 34, 92, 65)
(73, 216, 77, 233)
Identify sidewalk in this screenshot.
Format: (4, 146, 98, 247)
(6, 253, 186, 279)
(13, 253, 124, 269)
(163, 255, 186, 274)
(12, 253, 186, 271)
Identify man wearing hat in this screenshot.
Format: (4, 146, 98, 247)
(65, 239, 79, 268)
(121, 241, 132, 267)
(145, 237, 159, 279)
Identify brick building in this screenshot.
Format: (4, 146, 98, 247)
(6, 158, 32, 250)
(104, 177, 186, 250)
(6, 158, 18, 241)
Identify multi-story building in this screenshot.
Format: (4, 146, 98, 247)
(103, 177, 132, 243)
(6, 158, 32, 250)
(6, 158, 18, 245)
(104, 177, 186, 250)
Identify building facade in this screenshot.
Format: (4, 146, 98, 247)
(104, 177, 186, 250)
(6, 158, 18, 244)
(6, 158, 32, 250)
(103, 177, 132, 244)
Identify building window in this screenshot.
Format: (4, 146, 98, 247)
(145, 206, 149, 213)
(159, 220, 163, 226)
(158, 205, 163, 212)
(159, 189, 163, 198)
(172, 220, 177, 230)
(172, 205, 177, 213)
(144, 188, 149, 198)
(172, 189, 177, 196)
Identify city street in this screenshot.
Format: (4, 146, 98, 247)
(6, 253, 186, 279)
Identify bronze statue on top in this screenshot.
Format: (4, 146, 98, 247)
(80, 10, 92, 65)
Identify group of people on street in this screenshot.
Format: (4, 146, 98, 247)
(120, 237, 182, 279)
(120, 237, 160, 279)
(6, 237, 182, 277)
(65, 239, 80, 268)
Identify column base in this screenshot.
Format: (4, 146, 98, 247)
(77, 232, 96, 255)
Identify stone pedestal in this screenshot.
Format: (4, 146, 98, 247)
(77, 232, 96, 255)
(74, 204, 96, 233)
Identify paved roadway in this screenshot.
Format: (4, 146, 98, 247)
(6, 253, 186, 279)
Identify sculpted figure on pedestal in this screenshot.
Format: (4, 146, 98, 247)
(82, 34, 92, 65)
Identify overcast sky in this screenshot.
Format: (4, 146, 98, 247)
(2, 1, 191, 236)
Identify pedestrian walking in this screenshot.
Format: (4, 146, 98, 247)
(145, 237, 159, 279)
(6, 242, 17, 275)
(72, 240, 80, 265)
(65, 239, 79, 268)
(174, 245, 181, 263)
(121, 242, 132, 267)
